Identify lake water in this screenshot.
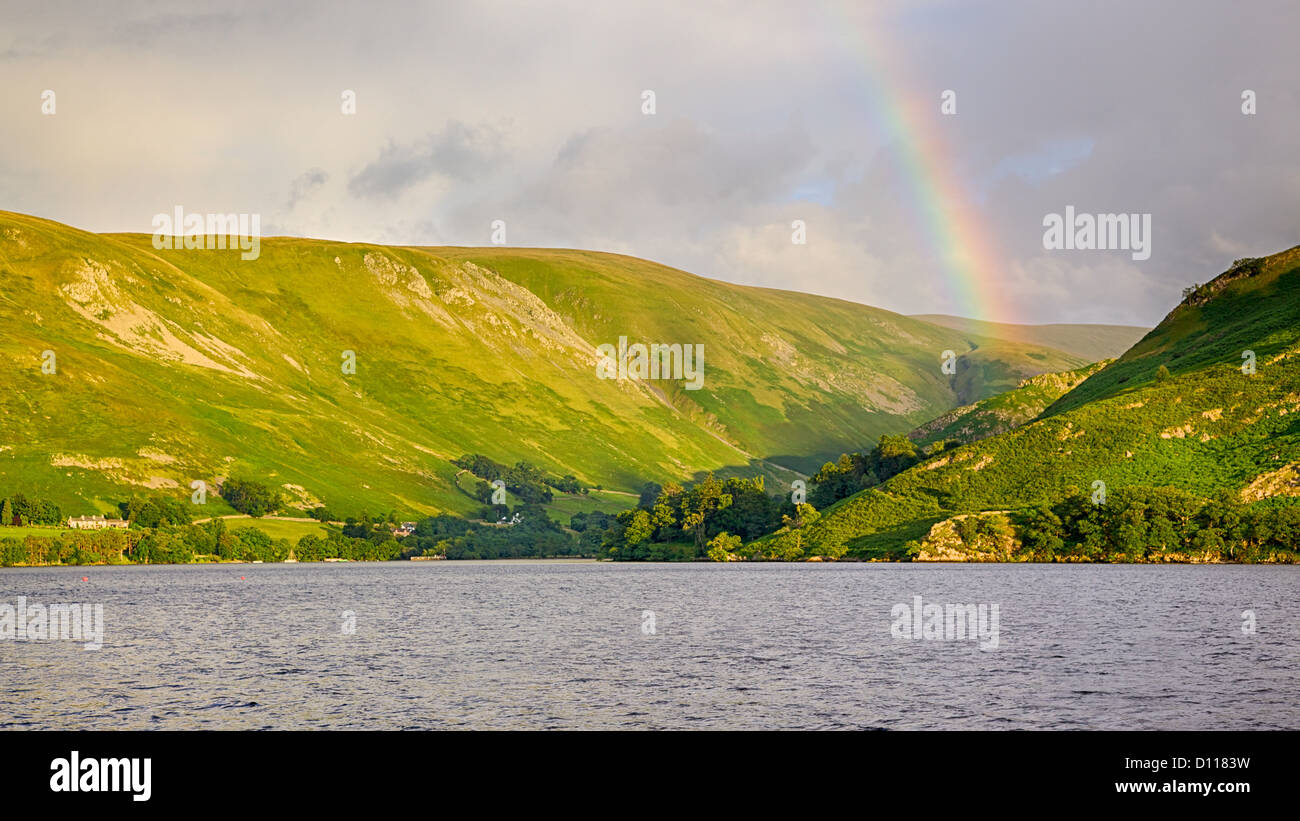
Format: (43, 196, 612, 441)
(1, 561, 1296, 729)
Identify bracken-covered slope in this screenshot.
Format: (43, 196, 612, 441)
(909, 360, 1110, 448)
(0, 211, 1085, 517)
(1045, 249, 1300, 415)
(776, 245, 1300, 557)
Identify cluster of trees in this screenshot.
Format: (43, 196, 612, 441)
(1183, 258, 1263, 303)
(220, 478, 282, 517)
(595, 476, 1300, 564)
(1008, 487, 1300, 562)
(547, 474, 583, 494)
(0, 492, 65, 527)
(0, 516, 403, 566)
(339, 510, 401, 537)
(741, 503, 824, 561)
(0, 473, 610, 564)
(2, 480, 305, 535)
(403, 505, 588, 559)
(2, 528, 141, 566)
(119, 495, 192, 527)
(592, 439, 955, 562)
(454, 454, 584, 505)
(1, 465, 842, 564)
(132, 519, 293, 563)
(601, 475, 790, 561)
(13, 475, 1294, 566)
(0, 518, 238, 565)
(806, 435, 941, 509)
(294, 531, 403, 562)
(1, 486, 273, 532)
(570, 510, 617, 555)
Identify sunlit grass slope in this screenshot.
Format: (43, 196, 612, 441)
(0, 210, 1094, 517)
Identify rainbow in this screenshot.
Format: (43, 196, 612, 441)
(827, 9, 1012, 324)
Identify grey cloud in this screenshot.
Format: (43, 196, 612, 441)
(1, 2, 244, 56)
(287, 168, 329, 210)
(108, 12, 240, 48)
(0, 0, 1295, 325)
(469, 118, 818, 248)
(348, 121, 509, 200)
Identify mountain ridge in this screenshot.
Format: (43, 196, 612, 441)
(0, 209, 1098, 518)
(909, 313, 1147, 362)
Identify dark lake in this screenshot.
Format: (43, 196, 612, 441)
(2, 561, 1296, 729)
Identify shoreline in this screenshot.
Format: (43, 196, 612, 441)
(2, 557, 1296, 569)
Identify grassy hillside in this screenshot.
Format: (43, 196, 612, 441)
(910, 314, 1147, 362)
(910, 360, 1109, 447)
(450, 468, 636, 524)
(1045, 248, 1300, 415)
(770, 246, 1300, 558)
(0, 211, 1082, 518)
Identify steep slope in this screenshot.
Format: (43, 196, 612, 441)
(775, 246, 1300, 558)
(909, 360, 1109, 448)
(0, 210, 1080, 517)
(910, 314, 1147, 362)
(1045, 249, 1300, 415)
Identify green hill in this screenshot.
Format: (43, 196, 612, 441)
(768, 246, 1300, 559)
(0, 210, 1085, 518)
(1045, 249, 1300, 415)
(909, 360, 1110, 448)
(910, 314, 1147, 362)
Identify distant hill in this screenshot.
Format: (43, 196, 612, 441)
(0, 210, 1083, 517)
(910, 314, 1148, 362)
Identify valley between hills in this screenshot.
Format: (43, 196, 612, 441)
(3, 210, 1296, 563)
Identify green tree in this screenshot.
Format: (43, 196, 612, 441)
(232, 527, 273, 561)
(217, 531, 239, 559)
(0, 498, 12, 527)
(711, 476, 778, 540)
(1017, 505, 1064, 559)
(220, 478, 282, 517)
(679, 474, 733, 551)
(762, 503, 821, 560)
(810, 452, 875, 507)
(650, 483, 681, 538)
(636, 482, 663, 509)
(623, 509, 653, 546)
(706, 531, 741, 562)
(872, 435, 920, 482)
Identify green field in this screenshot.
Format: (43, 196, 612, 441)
(217, 517, 329, 541)
(539, 489, 638, 522)
(0, 525, 86, 540)
(0, 518, 328, 544)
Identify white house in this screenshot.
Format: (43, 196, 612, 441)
(67, 515, 129, 530)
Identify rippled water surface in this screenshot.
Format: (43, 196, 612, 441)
(1, 561, 1296, 729)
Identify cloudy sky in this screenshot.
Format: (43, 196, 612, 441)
(1, 0, 1296, 325)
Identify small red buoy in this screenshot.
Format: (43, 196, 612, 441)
(239, 576, 245, 580)
(81, 576, 89, 582)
